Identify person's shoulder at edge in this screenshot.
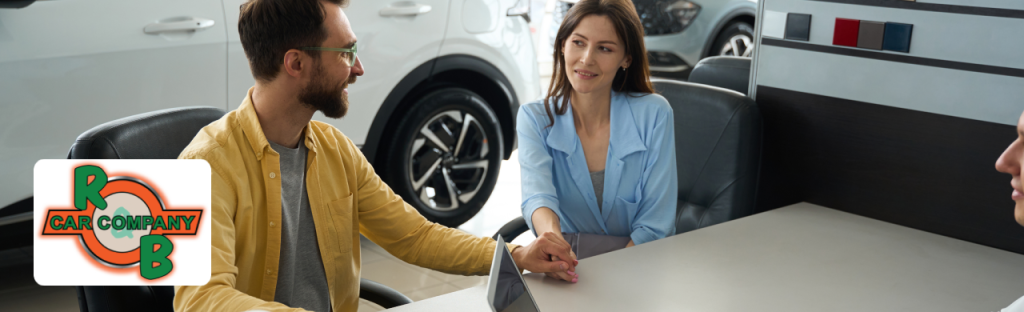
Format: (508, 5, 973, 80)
(622, 91, 672, 114)
(620, 91, 673, 133)
(178, 108, 242, 162)
(308, 119, 359, 154)
(519, 97, 551, 117)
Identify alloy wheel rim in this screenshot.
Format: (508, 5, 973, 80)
(720, 34, 754, 57)
(407, 110, 490, 212)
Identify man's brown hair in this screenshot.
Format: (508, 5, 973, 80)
(238, 0, 348, 82)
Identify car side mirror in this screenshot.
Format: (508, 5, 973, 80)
(0, 0, 35, 9)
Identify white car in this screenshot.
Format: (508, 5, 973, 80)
(0, 0, 540, 240)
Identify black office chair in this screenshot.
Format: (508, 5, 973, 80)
(687, 56, 751, 95)
(654, 79, 761, 233)
(69, 107, 413, 311)
(493, 78, 762, 240)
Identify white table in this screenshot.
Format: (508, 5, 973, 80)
(388, 202, 1024, 311)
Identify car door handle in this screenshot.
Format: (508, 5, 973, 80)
(143, 17, 215, 34)
(379, 2, 431, 16)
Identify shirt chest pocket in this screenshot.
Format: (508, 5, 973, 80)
(612, 156, 645, 216)
(320, 193, 357, 264)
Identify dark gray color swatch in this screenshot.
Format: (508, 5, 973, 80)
(785, 13, 812, 41)
(857, 21, 885, 50)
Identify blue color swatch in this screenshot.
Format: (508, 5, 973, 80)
(882, 22, 913, 53)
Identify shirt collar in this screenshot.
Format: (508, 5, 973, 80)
(238, 87, 320, 160)
(609, 91, 647, 159)
(545, 91, 647, 159)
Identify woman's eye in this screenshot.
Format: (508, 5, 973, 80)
(573, 40, 583, 46)
(600, 46, 611, 52)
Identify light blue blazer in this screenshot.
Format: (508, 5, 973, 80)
(518, 90, 677, 245)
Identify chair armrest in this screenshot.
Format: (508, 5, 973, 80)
(360, 278, 413, 309)
(491, 216, 529, 242)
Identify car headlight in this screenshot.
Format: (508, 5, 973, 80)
(635, 0, 701, 35)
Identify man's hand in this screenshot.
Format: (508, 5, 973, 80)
(511, 232, 578, 283)
(546, 250, 578, 283)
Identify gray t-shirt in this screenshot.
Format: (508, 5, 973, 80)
(591, 170, 605, 212)
(270, 139, 331, 312)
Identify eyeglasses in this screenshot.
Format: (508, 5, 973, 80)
(300, 43, 358, 66)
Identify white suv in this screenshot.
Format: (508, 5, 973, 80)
(0, 0, 540, 238)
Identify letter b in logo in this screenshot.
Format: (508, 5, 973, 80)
(140, 235, 174, 280)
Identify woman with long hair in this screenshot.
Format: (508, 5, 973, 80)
(518, 0, 677, 283)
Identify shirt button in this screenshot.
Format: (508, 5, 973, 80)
(269, 221, 275, 227)
(267, 269, 272, 275)
(269, 172, 276, 179)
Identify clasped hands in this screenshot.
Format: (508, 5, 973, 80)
(510, 232, 580, 283)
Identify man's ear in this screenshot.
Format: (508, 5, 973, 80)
(282, 49, 305, 79)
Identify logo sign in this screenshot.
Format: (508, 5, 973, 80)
(34, 160, 211, 285)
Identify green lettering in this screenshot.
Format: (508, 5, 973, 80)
(63, 216, 78, 230)
(79, 216, 91, 230)
(142, 216, 154, 230)
(74, 165, 107, 210)
(126, 215, 141, 231)
(98, 215, 110, 230)
(49, 216, 64, 230)
(111, 207, 133, 238)
(140, 235, 174, 280)
(111, 215, 125, 230)
(154, 216, 166, 230)
(167, 215, 180, 230)
(182, 215, 195, 230)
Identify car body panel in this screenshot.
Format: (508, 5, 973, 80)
(644, 0, 756, 70)
(0, 0, 538, 214)
(441, 0, 540, 107)
(0, 0, 228, 211)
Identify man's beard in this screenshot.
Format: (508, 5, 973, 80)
(298, 62, 357, 119)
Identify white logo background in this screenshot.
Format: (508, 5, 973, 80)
(34, 159, 211, 286)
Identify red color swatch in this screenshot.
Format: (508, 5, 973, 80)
(833, 18, 860, 47)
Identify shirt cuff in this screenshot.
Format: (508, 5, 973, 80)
(630, 226, 659, 246)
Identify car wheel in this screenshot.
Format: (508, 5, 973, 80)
(384, 87, 504, 227)
(711, 21, 755, 57)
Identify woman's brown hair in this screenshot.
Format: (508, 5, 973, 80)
(545, 0, 654, 127)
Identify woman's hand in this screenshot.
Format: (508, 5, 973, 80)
(625, 240, 635, 248)
(527, 207, 578, 282)
(511, 231, 578, 280)
(546, 248, 578, 283)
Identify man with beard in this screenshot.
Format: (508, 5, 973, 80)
(173, 0, 578, 311)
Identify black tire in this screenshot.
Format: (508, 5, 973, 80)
(383, 87, 504, 227)
(710, 21, 755, 58)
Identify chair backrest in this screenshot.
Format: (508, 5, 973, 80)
(69, 106, 225, 312)
(69, 106, 226, 159)
(686, 56, 752, 95)
(653, 80, 761, 234)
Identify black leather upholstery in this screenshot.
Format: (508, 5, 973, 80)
(492, 216, 528, 242)
(70, 107, 224, 312)
(68, 106, 226, 159)
(359, 278, 414, 309)
(69, 107, 413, 311)
(653, 79, 762, 234)
(687, 56, 752, 95)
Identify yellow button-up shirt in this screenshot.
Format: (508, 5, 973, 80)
(174, 88, 504, 312)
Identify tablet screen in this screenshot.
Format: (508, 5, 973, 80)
(490, 243, 539, 312)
